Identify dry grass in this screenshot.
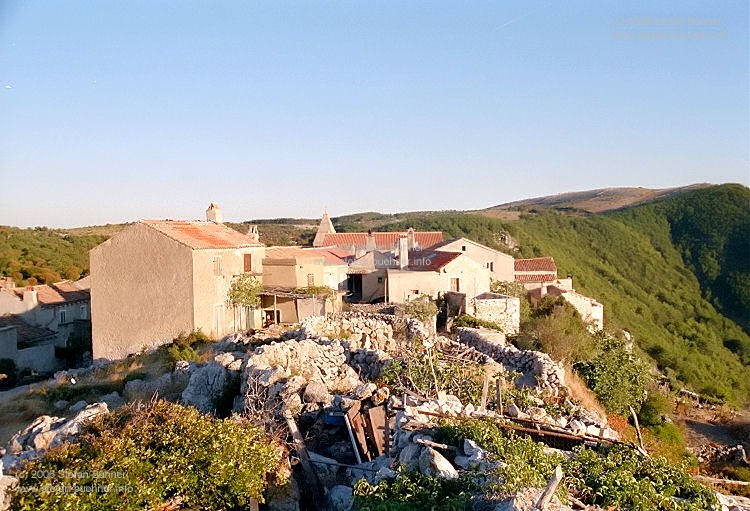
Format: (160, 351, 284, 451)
(564, 365, 607, 419)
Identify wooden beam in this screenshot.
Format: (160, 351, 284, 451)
(533, 465, 563, 511)
(282, 409, 325, 508)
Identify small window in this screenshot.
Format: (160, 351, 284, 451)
(80, 305, 87, 320)
(411, 289, 420, 295)
(461, 245, 467, 251)
(377, 277, 384, 284)
(59, 309, 67, 325)
(244, 254, 253, 273)
(307, 273, 315, 286)
(450, 278, 460, 293)
(213, 256, 222, 276)
(486, 261, 494, 272)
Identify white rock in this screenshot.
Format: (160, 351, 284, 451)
(419, 447, 458, 480)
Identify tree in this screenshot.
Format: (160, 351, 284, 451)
(228, 274, 262, 330)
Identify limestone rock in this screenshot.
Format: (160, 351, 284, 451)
(69, 400, 88, 412)
(100, 391, 125, 409)
(0, 476, 17, 511)
(328, 485, 354, 511)
(303, 381, 332, 406)
(308, 451, 339, 488)
(181, 362, 231, 414)
(418, 447, 458, 480)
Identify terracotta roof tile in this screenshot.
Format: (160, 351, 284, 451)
(514, 257, 557, 273)
(408, 250, 461, 271)
(321, 232, 443, 252)
(142, 220, 264, 250)
(515, 273, 558, 283)
(0, 314, 56, 345)
(11, 281, 90, 307)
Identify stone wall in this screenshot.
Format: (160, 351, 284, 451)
(456, 327, 565, 395)
(473, 293, 520, 335)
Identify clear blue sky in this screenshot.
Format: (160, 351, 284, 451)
(1, 1, 747, 227)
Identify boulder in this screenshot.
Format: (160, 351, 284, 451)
(181, 362, 232, 414)
(69, 400, 88, 412)
(308, 451, 339, 488)
(398, 442, 422, 470)
(0, 476, 17, 511)
(303, 381, 332, 406)
(327, 485, 354, 511)
(100, 391, 125, 409)
(418, 447, 458, 480)
(494, 487, 573, 511)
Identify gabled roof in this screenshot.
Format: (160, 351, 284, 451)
(141, 220, 264, 250)
(408, 250, 461, 271)
(10, 281, 90, 307)
(0, 314, 56, 345)
(320, 232, 444, 252)
(265, 246, 321, 260)
(514, 257, 557, 273)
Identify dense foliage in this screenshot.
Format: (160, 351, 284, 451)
(10, 401, 282, 511)
(0, 226, 107, 285)
(613, 184, 750, 333)
(396, 296, 439, 323)
(436, 419, 716, 511)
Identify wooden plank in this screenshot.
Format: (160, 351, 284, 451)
(282, 409, 325, 508)
(349, 409, 372, 461)
(628, 405, 648, 456)
(533, 465, 563, 511)
(365, 406, 387, 456)
(480, 372, 490, 411)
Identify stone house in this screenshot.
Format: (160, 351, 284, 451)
(0, 280, 91, 344)
(514, 257, 558, 289)
(427, 237, 515, 282)
(260, 247, 344, 324)
(90, 204, 265, 360)
(312, 212, 443, 255)
(0, 314, 59, 372)
(528, 280, 604, 331)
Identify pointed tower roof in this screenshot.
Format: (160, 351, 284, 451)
(313, 210, 337, 247)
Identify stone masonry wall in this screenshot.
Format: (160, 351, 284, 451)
(456, 327, 565, 395)
(473, 294, 520, 335)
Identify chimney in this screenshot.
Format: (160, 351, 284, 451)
(365, 229, 376, 253)
(248, 225, 259, 243)
(206, 203, 223, 223)
(23, 288, 38, 308)
(407, 227, 416, 250)
(540, 284, 547, 298)
(398, 235, 409, 270)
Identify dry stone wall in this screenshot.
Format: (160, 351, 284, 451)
(473, 294, 520, 335)
(456, 327, 565, 394)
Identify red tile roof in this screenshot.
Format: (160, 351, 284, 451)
(408, 250, 461, 271)
(320, 232, 444, 252)
(142, 220, 264, 250)
(514, 257, 557, 273)
(515, 273, 558, 283)
(11, 281, 90, 307)
(265, 246, 319, 260)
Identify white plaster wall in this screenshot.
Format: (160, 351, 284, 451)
(435, 238, 514, 281)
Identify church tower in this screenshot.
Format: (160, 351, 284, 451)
(313, 210, 336, 247)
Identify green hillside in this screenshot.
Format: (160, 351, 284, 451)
(0, 226, 108, 285)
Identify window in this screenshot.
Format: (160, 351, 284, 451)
(461, 245, 467, 251)
(377, 277, 384, 284)
(80, 305, 87, 320)
(59, 309, 67, 325)
(411, 289, 420, 295)
(486, 261, 494, 272)
(307, 273, 315, 286)
(244, 254, 253, 273)
(450, 278, 460, 293)
(213, 256, 222, 276)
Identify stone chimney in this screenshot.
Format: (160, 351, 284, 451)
(407, 227, 416, 250)
(398, 234, 409, 270)
(23, 288, 38, 308)
(206, 203, 223, 223)
(313, 210, 336, 247)
(248, 225, 259, 243)
(365, 229, 376, 253)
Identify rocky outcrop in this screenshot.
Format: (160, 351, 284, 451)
(1, 403, 108, 473)
(181, 362, 236, 414)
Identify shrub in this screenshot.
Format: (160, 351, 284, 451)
(396, 296, 438, 323)
(353, 468, 477, 511)
(10, 401, 282, 510)
(453, 314, 505, 332)
(638, 391, 673, 427)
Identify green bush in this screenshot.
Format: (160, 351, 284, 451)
(638, 391, 673, 427)
(353, 468, 477, 511)
(453, 314, 505, 332)
(574, 336, 651, 415)
(396, 296, 438, 323)
(10, 401, 282, 511)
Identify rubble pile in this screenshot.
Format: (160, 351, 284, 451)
(456, 327, 566, 395)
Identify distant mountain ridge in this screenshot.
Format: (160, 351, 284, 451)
(484, 184, 712, 214)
